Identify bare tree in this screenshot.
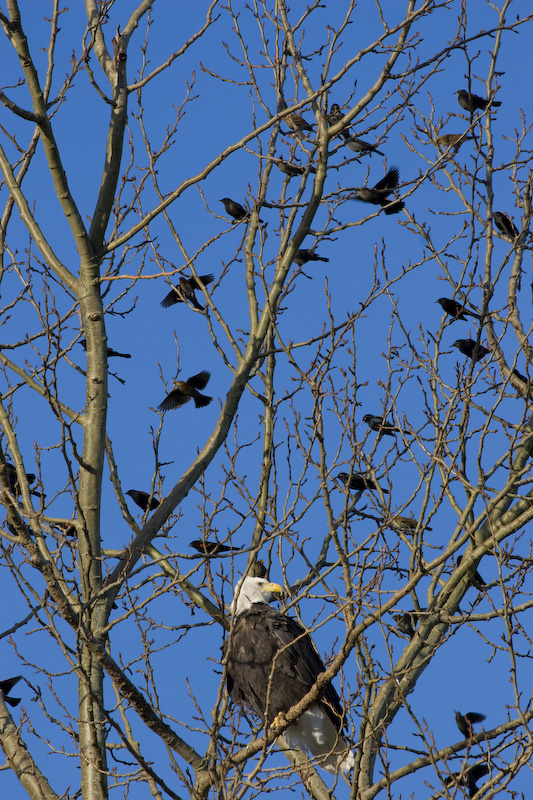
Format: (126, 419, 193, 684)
(0, 1, 532, 799)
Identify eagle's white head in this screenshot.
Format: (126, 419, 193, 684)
(232, 576, 283, 615)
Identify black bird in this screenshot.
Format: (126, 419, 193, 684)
(0, 676, 23, 707)
(1, 464, 39, 498)
(452, 339, 490, 363)
(190, 539, 241, 555)
(445, 763, 489, 798)
(126, 489, 160, 512)
(392, 612, 417, 639)
(493, 211, 519, 239)
(160, 274, 214, 310)
(512, 368, 529, 383)
(436, 133, 474, 153)
(363, 414, 400, 436)
(352, 165, 404, 214)
(220, 198, 247, 220)
(293, 249, 329, 266)
(457, 554, 486, 591)
(437, 297, 480, 322)
(79, 339, 131, 359)
(275, 159, 316, 178)
(336, 471, 389, 493)
(455, 710, 486, 739)
(157, 370, 212, 412)
(456, 89, 501, 112)
(62, 522, 77, 537)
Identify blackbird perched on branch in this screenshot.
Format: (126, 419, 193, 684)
(452, 339, 490, 363)
(437, 298, 481, 321)
(220, 198, 247, 220)
(342, 131, 384, 156)
(363, 414, 400, 436)
(456, 89, 501, 112)
(336, 472, 389, 493)
(293, 249, 329, 266)
(455, 711, 486, 738)
(79, 339, 131, 358)
(512, 368, 529, 383)
(0, 676, 23, 707)
(157, 371, 212, 412)
(493, 211, 519, 239)
(126, 490, 160, 512)
(160, 274, 214, 310)
(189, 540, 241, 555)
(1, 463, 40, 498)
(445, 763, 489, 798)
(352, 165, 404, 214)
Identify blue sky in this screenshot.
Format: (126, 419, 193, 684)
(1, 1, 532, 798)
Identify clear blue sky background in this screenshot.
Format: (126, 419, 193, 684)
(1, 1, 532, 797)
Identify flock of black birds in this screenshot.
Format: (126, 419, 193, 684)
(1, 93, 509, 792)
(124, 89, 520, 583)
(324, 97, 503, 757)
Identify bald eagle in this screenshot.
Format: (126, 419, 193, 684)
(224, 577, 354, 774)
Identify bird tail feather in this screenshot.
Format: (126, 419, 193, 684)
(283, 704, 354, 774)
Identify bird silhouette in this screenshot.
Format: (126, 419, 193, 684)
(160, 274, 214, 310)
(363, 414, 400, 436)
(456, 89, 501, 112)
(342, 132, 385, 156)
(512, 368, 529, 383)
(388, 515, 432, 533)
(79, 339, 131, 358)
(293, 249, 329, 266)
(437, 298, 480, 321)
(1, 463, 40, 498)
(157, 371, 212, 412)
(126, 490, 160, 512)
(452, 339, 490, 363)
(0, 676, 23, 707)
(455, 710, 486, 738)
(445, 763, 489, 797)
(326, 103, 345, 127)
(437, 133, 474, 153)
(392, 612, 417, 638)
(352, 166, 404, 214)
(336, 471, 389, 493)
(275, 159, 315, 177)
(190, 540, 241, 555)
(281, 101, 314, 133)
(220, 198, 247, 220)
(493, 211, 519, 239)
